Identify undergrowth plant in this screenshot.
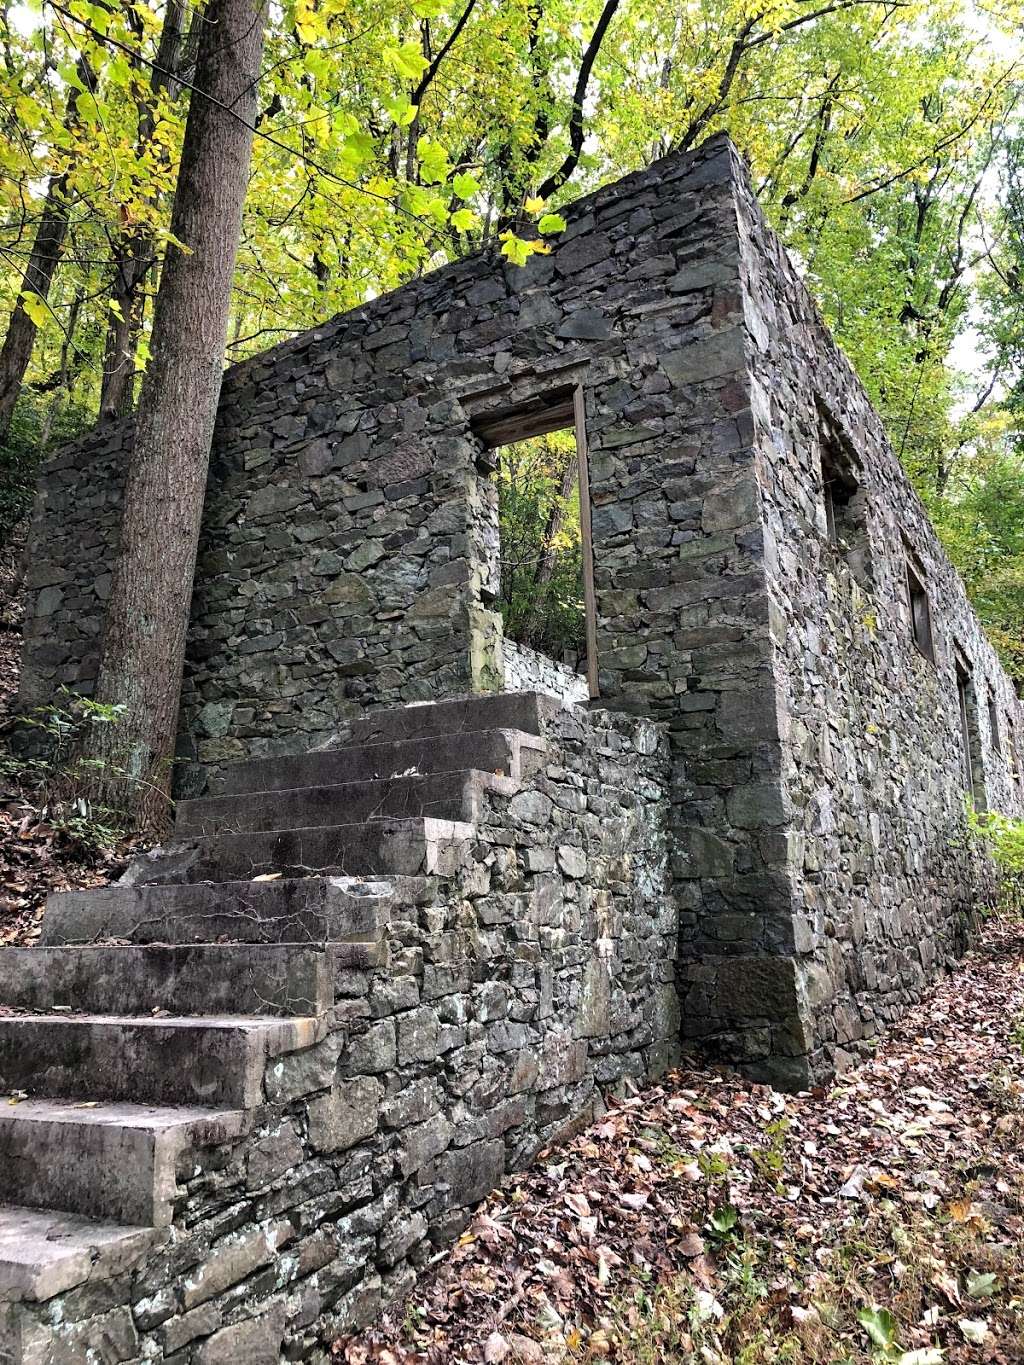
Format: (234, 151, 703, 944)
(966, 804, 1024, 915)
(0, 689, 141, 856)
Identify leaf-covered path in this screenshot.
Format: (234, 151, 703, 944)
(337, 917, 1024, 1364)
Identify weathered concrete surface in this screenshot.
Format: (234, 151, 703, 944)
(0, 944, 333, 1016)
(0, 1101, 248, 1226)
(41, 874, 398, 945)
(209, 726, 546, 796)
(0, 1015, 317, 1107)
(176, 768, 516, 836)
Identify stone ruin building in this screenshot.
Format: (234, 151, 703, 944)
(1, 133, 1022, 1362)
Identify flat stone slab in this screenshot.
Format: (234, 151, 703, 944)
(0, 1205, 161, 1302)
(210, 726, 545, 797)
(41, 874, 401, 946)
(176, 768, 512, 837)
(347, 692, 557, 746)
(0, 944, 333, 1017)
(137, 817, 474, 884)
(0, 1101, 247, 1226)
(0, 1014, 320, 1109)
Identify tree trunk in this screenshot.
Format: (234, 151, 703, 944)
(82, 0, 267, 831)
(99, 1, 188, 420)
(523, 455, 577, 640)
(0, 58, 92, 443)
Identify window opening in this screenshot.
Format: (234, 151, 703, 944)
(471, 387, 598, 698)
(905, 554, 935, 663)
(955, 653, 986, 810)
(987, 689, 1001, 755)
(817, 416, 872, 586)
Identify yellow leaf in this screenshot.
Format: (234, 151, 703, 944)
(524, 195, 545, 214)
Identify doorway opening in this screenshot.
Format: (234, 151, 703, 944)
(471, 386, 598, 698)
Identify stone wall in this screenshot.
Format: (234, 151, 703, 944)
(9, 703, 676, 1360)
(734, 161, 1024, 1079)
(14, 133, 1024, 1090)
(501, 637, 589, 704)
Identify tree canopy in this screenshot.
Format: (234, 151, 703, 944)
(2, 0, 1023, 677)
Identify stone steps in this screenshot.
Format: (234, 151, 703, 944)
(0, 693, 561, 1356)
(346, 691, 557, 746)
(0, 944, 336, 1016)
(0, 1205, 160, 1303)
(211, 725, 545, 797)
(143, 815, 474, 884)
(40, 873, 409, 946)
(0, 1100, 248, 1226)
(0, 1015, 318, 1108)
(176, 768, 513, 837)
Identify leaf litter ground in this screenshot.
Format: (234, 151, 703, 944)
(337, 916, 1024, 1364)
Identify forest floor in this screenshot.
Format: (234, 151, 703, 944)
(0, 524, 132, 944)
(338, 920, 1024, 1365)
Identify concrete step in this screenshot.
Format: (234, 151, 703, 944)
(0, 1015, 318, 1108)
(348, 692, 557, 746)
(0, 1204, 160, 1303)
(135, 817, 474, 885)
(176, 768, 512, 838)
(0, 1101, 246, 1226)
(0, 944, 334, 1017)
(40, 874, 412, 946)
(210, 725, 545, 797)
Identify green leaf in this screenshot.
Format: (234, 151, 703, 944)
(966, 1272, 999, 1299)
(452, 171, 480, 200)
(709, 1204, 739, 1234)
(384, 96, 418, 128)
(537, 212, 567, 235)
(411, 0, 445, 14)
(500, 233, 531, 267)
(898, 1350, 943, 1364)
(450, 207, 477, 232)
(417, 137, 449, 185)
(384, 43, 429, 82)
(20, 291, 48, 328)
(858, 1306, 898, 1349)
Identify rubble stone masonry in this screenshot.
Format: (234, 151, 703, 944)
(17, 134, 1024, 1089)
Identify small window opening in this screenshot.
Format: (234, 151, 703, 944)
(905, 554, 935, 663)
(988, 689, 1001, 755)
(955, 654, 987, 810)
(471, 387, 597, 698)
(818, 417, 872, 586)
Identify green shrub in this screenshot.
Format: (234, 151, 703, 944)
(496, 430, 585, 661)
(966, 804, 1024, 914)
(0, 391, 91, 543)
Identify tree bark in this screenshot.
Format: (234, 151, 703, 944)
(99, 1, 189, 420)
(82, 0, 267, 830)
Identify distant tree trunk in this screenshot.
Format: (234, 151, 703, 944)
(81, 0, 267, 830)
(99, 1, 189, 419)
(533, 456, 577, 588)
(524, 455, 577, 640)
(0, 59, 92, 442)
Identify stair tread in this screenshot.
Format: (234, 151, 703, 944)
(179, 814, 476, 840)
(0, 1012, 315, 1032)
(183, 766, 506, 809)
(211, 724, 546, 796)
(0, 1097, 245, 1130)
(0, 1203, 159, 1301)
